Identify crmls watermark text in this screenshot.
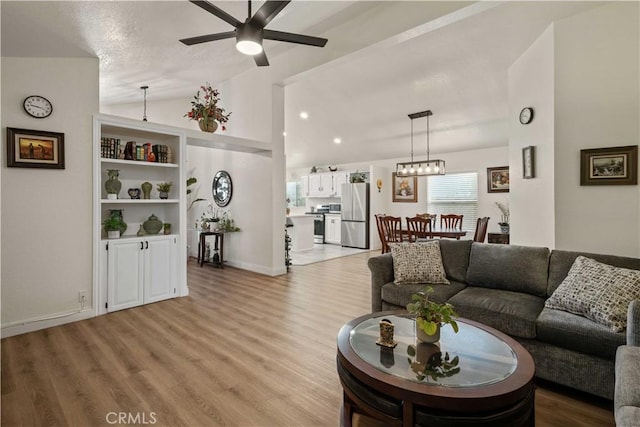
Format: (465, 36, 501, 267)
(105, 412, 157, 425)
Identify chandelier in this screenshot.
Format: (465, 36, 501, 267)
(395, 110, 445, 176)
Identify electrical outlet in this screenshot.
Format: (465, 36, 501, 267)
(78, 291, 89, 303)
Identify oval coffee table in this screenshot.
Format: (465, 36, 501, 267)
(337, 311, 535, 427)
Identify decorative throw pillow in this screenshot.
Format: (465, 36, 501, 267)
(390, 241, 450, 286)
(545, 256, 640, 332)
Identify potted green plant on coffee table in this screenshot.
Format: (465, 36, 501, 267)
(407, 286, 459, 343)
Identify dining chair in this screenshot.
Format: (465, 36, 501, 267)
(406, 216, 433, 242)
(381, 216, 404, 251)
(374, 214, 388, 254)
(441, 214, 463, 230)
(473, 217, 490, 243)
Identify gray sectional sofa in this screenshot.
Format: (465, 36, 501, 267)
(368, 240, 640, 400)
(615, 300, 640, 424)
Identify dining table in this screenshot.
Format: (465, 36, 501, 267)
(402, 227, 467, 240)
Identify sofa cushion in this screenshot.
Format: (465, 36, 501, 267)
(437, 239, 472, 283)
(447, 287, 545, 339)
(537, 308, 625, 359)
(615, 345, 640, 423)
(548, 249, 640, 297)
(545, 256, 640, 332)
(465, 243, 550, 297)
(381, 281, 466, 309)
(390, 241, 450, 285)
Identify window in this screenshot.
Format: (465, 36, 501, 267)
(427, 172, 478, 232)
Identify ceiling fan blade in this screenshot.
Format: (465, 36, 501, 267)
(249, 1, 290, 28)
(180, 31, 236, 46)
(254, 51, 270, 67)
(189, 0, 241, 27)
(263, 29, 328, 47)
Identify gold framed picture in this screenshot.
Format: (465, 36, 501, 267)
(392, 173, 417, 203)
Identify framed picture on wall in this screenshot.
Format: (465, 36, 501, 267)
(6, 127, 65, 169)
(392, 173, 418, 202)
(522, 146, 535, 179)
(580, 145, 638, 186)
(487, 166, 509, 193)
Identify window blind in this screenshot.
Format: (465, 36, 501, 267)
(427, 172, 478, 232)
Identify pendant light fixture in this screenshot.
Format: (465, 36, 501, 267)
(140, 85, 149, 122)
(395, 110, 445, 177)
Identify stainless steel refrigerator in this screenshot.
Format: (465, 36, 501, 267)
(341, 182, 369, 248)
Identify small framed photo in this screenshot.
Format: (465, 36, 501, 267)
(487, 166, 509, 193)
(6, 127, 65, 169)
(522, 146, 535, 179)
(580, 145, 638, 186)
(392, 173, 418, 203)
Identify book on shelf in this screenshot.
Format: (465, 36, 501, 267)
(101, 137, 171, 164)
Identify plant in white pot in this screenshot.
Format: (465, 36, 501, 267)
(103, 216, 126, 239)
(406, 286, 459, 343)
(495, 201, 510, 234)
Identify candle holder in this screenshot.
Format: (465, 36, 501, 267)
(376, 318, 397, 348)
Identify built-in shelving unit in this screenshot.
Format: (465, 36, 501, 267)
(93, 114, 187, 315)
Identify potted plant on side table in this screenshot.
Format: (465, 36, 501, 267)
(407, 286, 459, 343)
(496, 201, 510, 234)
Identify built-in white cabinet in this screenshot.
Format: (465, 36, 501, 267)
(106, 236, 177, 312)
(94, 114, 186, 315)
(324, 213, 342, 244)
(304, 171, 351, 198)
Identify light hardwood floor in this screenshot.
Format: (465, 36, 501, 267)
(2, 253, 614, 426)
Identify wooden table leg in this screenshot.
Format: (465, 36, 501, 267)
(219, 233, 224, 268)
(199, 233, 206, 267)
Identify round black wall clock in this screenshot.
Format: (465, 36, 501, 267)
(519, 107, 534, 125)
(212, 170, 232, 207)
(23, 95, 53, 118)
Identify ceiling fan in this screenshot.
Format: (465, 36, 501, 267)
(180, 0, 328, 67)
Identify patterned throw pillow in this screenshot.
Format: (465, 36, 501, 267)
(390, 241, 450, 286)
(545, 256, 640, 332)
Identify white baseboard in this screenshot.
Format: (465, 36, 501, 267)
(1, 308, 96, 338)
(226, 260, 287, 277)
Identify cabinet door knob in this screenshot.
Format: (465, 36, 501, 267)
(140, 241, 144, 250)
(145, 241, 149, 249)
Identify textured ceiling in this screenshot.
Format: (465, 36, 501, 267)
(1, 1, 604, 169)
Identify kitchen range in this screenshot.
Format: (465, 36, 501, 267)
(306, 204, 341, 244)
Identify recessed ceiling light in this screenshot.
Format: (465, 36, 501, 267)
(283, 131, 287, 136)
(299, 111, 309, 119)
(333, 138, 341, 144)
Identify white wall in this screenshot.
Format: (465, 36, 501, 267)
(508, 25, 556, 248)
(554, 3, 639, 256)
(105, 70, 286, 275)
(1, 57, 99, 332)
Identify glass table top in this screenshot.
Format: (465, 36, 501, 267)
(349, 314, 518, 388)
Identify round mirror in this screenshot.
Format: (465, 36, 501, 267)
(212, 170, 232, 207)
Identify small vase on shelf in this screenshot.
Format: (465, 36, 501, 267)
(105, 169, 122, 199)
(141, 181, 152, 199)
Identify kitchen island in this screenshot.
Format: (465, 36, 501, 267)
(287, 214, 314, 251)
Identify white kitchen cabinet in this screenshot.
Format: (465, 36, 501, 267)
(305, 171, 350, 198)
(308, 173, 334, 197)
(301, 175, 310, 197)
(106, 236, 177, 312)
(324, 214, 342, 244)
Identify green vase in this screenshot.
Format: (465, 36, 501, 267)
(143, 214, 163, 234)
(141, 181, 152, 199)
(105, 169, 122, 199)
(107, 209, 127, 236)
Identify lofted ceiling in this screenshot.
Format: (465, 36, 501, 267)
(1, 1, 604, 169)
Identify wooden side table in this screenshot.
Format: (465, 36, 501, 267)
(198, 231, 224, 268)
(488, 233, 510, 244)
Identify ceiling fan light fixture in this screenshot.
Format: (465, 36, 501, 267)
(236, 23, 263, 55)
